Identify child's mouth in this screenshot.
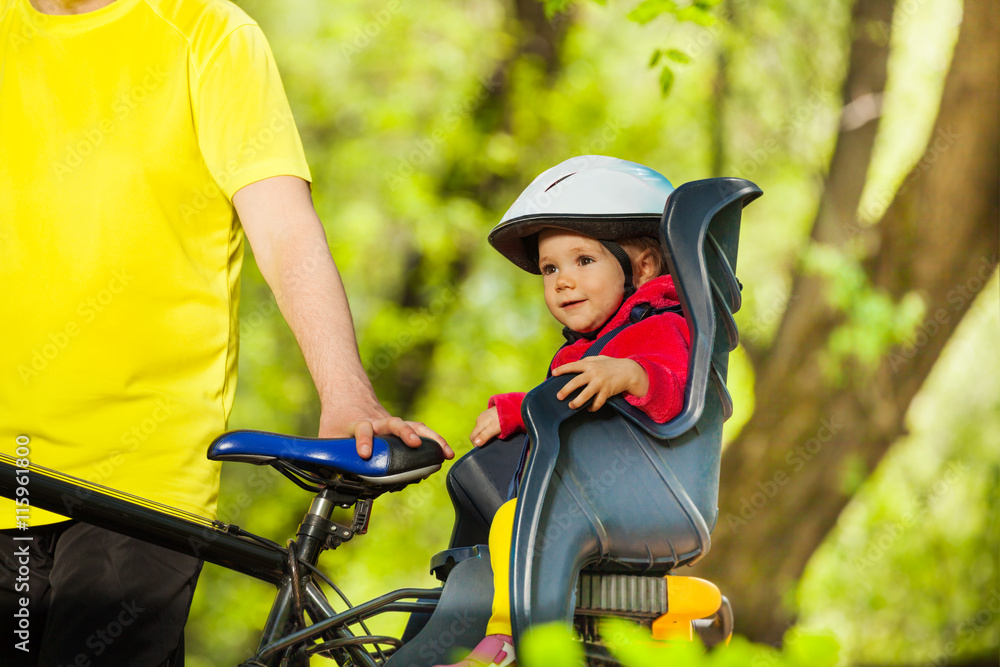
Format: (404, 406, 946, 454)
(562, 299, 585, 309)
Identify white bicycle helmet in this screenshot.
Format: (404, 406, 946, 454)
(488, 155, 675, 277)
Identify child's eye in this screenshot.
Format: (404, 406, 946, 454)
(541, 264, 556, 275)
(579, 256, 594, 265)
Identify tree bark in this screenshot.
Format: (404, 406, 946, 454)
(690, 0, 999, 645)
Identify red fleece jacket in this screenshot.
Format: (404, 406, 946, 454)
(488, 274, 691, 439)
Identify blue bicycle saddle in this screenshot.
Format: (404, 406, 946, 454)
(207, 430, 444, 486)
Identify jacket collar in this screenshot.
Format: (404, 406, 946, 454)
(561, 275, 680, 344)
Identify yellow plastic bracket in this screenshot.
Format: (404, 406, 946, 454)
(651, 576, 722, 642)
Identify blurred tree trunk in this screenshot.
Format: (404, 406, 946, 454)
(690, 0, 999, 644)
(373, 3, 572, 415)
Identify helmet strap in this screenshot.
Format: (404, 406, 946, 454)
(599, 240, 636, 300)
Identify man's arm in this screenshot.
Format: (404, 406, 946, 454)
(232, 175, 453, 459)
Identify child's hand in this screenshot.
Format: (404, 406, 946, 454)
(552, 356, 649, 411)
(470, 407, 502, 446)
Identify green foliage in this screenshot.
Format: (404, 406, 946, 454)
(520, 623, 586, 666)
(542, 0, 581, 19)
(627, 0, 720, 96)
(602, 618, 706, 665)
(628, 0, 680, 25)
(183, 0, 994, 665)
(628, 0, 720, 26)
(801, 243, 925, 383)
(665, 48, 692, 63)
(519, 620, 840, 666)
(798, 273, 1000, 664)
(658, 65, 676, 96)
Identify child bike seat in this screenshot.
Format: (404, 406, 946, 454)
(505, 177, 761, 642)
(402, 177, 760, 657)
(207, 430, 444, 495)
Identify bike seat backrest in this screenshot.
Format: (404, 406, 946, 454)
(606, 177, 761, 438)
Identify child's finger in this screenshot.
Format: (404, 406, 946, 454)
(472, 416, 500, 444)
(474, 425, 500, 447)
(556, 373, 588, 400)
(590, 389, 609, 411)
(552, 359, 591, 375)
(568, 383, 597, 409)
(556, 378, 578, 400)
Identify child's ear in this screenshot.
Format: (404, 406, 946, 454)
(634, 248, 660, 285)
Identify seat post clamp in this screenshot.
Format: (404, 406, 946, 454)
(351, 499, 372, 536)
(296, 513, 354, 551)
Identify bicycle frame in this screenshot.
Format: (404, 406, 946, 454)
(0, 453, 438, 666)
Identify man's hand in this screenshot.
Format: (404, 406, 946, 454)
(319, 399, 453, 460)
(469, 407, 501, 447)
(233, 176, 452, 461)
(551, 355, 648, 411)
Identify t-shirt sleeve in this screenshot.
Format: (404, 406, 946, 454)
(194, 24, 312, 201)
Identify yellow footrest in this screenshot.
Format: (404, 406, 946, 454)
(651, 576, 722, 641)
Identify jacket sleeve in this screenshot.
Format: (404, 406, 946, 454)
(601, 313, 690, 424)
(487, 392, 528, 438)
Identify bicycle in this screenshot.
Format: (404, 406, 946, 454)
(0, 427, 725, 666)
(0, 176, 760, 666)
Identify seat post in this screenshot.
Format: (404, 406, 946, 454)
(295, 488, 369, 566)
(296, 488, 353, 565)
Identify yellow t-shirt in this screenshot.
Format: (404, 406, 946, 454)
(0, 0, 312, 528)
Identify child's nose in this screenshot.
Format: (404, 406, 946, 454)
(555, 272, 574, 289)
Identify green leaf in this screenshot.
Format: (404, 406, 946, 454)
(649, 49, 662, 68)
(665, 48, 691, 64)
(603, 618, 707, 665)
(784, 631, 841, 666)
(542, 0, 576, 19)
(520, 622, 585, 667)
(659, 66, 675, 96)
(676, 5, 719, 26)
(628, 0, 679, 25)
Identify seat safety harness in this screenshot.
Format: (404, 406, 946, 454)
(506, 300, 684, 501)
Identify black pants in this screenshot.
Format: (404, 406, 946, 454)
(0, 521, 201, 667)
(446, 434, 526, 550)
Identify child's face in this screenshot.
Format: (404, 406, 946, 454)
(537, 229, 625, 333)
